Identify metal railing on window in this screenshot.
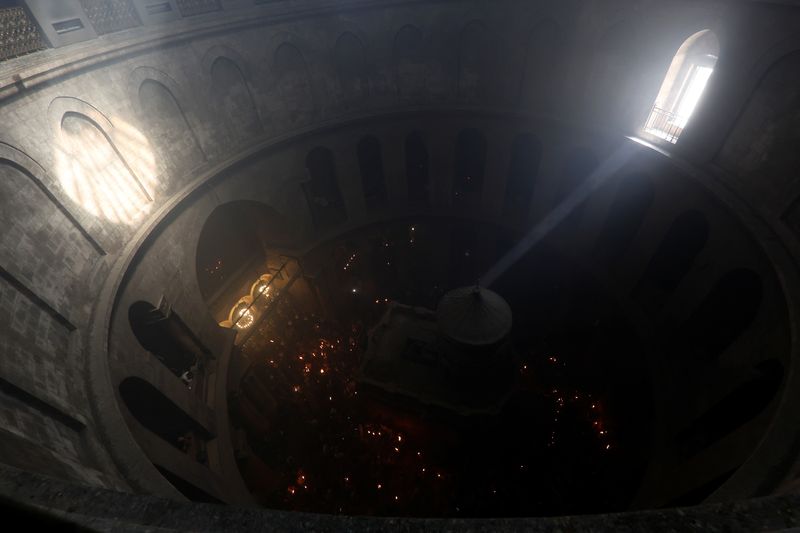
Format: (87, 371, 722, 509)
(79, 0, 142, 36)
(175, 0, 221, 17)
(643, 105, 684, 144)
(0, 7, 45, 63)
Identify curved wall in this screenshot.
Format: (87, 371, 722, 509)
(2, 0, 800, 519)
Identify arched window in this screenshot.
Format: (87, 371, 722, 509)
(357, 136, 387, 208)
(452, 128, 486, 204)
(504, 134, 542, 220)
(643, 30, 719, 143)
(405, 131, 430, 205)
(304, 147, 347, 229)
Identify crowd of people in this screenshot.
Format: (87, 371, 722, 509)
(226, 220, 640, 516)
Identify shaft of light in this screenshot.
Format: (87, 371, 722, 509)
(480, 142, 638, 287)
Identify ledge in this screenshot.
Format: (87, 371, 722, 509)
(0, 463, 799, 532)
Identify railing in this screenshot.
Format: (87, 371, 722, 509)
(79, 0, 142, 36)
(175, 0, 221, 17)
(643, 105, 683, 144)
(0, 7, 45, 62)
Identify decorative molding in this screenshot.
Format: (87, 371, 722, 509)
(0, 141, 106, 255)
(0, 265, 76, 331)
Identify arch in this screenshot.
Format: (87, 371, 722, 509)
(0, 154, 103, 303)
(357, 135, 387, 208)
(719, 50, 800, 196)
(119, 376, 213, 452)
(594, 173, 655, 262)
(682, 268, 763, 361)
(643, 30, 719, 143)
(405, 131, 430, 205)
(201, 44, 254, 81)
(137, 77, 206, 180)
(0, 141, 103, 255)
(48, 95, 114, 132)
(271, 42, 315, 120)
(49, 96, 157, 226)
(589, 19, 640, 123)
(449, 222, 480, 287)
(634, 210, 709, 310)
(393, 24, 426, 101)
(334, 31, 369, 105)
(210, 55, 263, 142)
(457, 21, 489, 102)
(56, 110, 153, 224)
(196, 200, 294, 309)
(128, 302, 198, 377)
(504, 133, 542, 221)
(303, 147, 347, 229)
(676, 359, 783, 457)
(452, 128, 487, 204)
(518, 20, 561, 107)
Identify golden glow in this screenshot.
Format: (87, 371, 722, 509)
(235, 306, 255, 329)
(55, 114, 156, 224)
(221, 272, 277, 331)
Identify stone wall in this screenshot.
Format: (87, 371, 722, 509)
(1, 0, 800, 513)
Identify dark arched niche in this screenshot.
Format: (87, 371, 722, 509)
(634, 210, 709, 311)
(504, 133, 542, 221)
(210, 56, 262, 142)
(138, 79, 204, 180)
(676, 359, 783, 457)
(357, 135, 387, 208)
(128, 301, 199, 377)
(272, 42, 315, 120)
(196, 201, 294, 307)
(682, 268, 763, 361)
(405, 131, 430, 205)
(119, 376, 213, 447)
(304, 147, 348, 230)
(594, 173, 655, 262)
(452, 128, 487, 205)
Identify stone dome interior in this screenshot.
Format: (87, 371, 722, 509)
(1, 0, 800, 530)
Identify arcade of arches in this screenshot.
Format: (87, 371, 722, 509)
(2, 0, 800, 531)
